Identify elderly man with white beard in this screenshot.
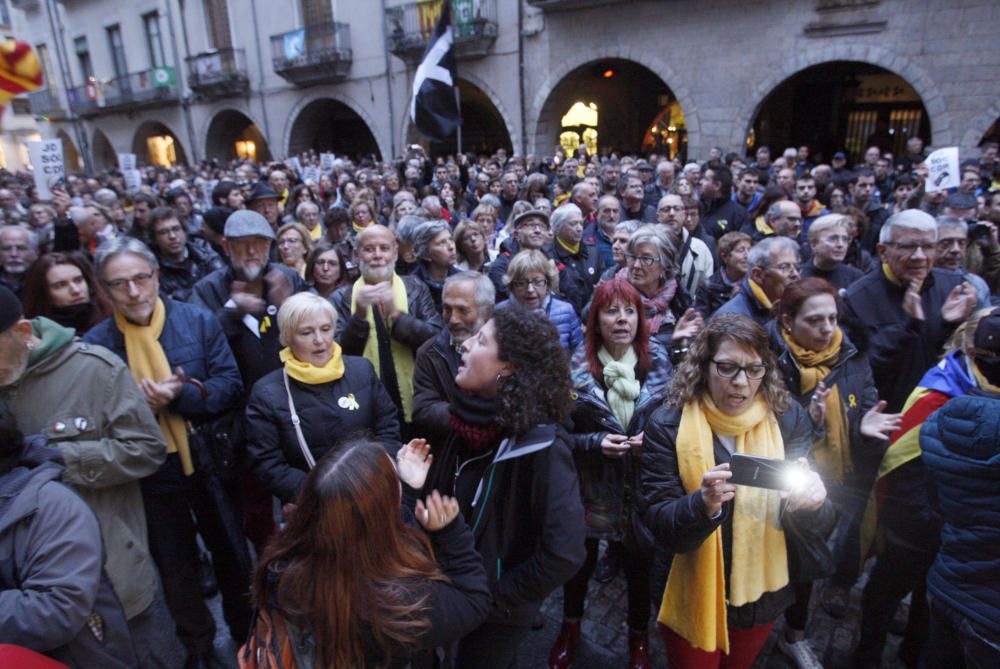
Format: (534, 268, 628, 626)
(331, 224, 443, 434)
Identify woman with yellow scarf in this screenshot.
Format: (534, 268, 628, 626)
(772, 277, 901, 667)
(245, 293, 402, 506)
(640, 313, 832, 669)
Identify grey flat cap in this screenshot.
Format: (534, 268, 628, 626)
(224, 209, 275, 240)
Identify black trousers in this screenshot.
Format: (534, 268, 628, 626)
(855, 539, 934, 666)
(455, 621, 533, 669)
(562, 538, 651, 631)
(142, 463, 253, 654)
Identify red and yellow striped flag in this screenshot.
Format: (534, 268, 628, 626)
(0, 38, 44, 117)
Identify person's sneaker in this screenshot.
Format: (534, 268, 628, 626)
(778, 636, 824, 669)
(820, 583, 848, 619)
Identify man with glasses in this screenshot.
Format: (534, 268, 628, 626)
(933, 216, 990, 308)
(489, 209, 570, 302)
(714, 236, 800, 326)
(657, 194, 713, 297)
(800, 214, 863, 291)
(843, 209, 977, 412)
(0, 225, 38, 297)
(148, 206, 225, 302)
(84, 237, 251, 668)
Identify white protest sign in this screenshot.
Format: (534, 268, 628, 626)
(118, 153, 137, 172)
(123, 169, 143, 193)
(288, 156, 302, 176)
(304, 166, 321, 184)
(320, 153, 335, 173)
(28, 140, 64, 201)
(926, 147, 959, 193)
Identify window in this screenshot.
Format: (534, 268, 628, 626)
(35, 43, 57, 91)
(300, 0, 332, 26)
(0, 1, 10, 29)
(106, 24, 128, 80)
(74, 36, 94, 81)
(143, 12, 166, 68)
(204, 0, 233, 50)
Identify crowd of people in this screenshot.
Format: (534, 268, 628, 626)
(1, 135, 999, 669)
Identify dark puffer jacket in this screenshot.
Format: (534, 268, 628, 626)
(245, 356, 401, 503)
(0, 438, 136, 668)
(640, 401, 834, 628)
(155, 238, 226, 303)
(921, 391, 1000, 638)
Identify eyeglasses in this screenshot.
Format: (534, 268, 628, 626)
(657, 205, 683, 212)
(767, 262, 801, 274)
(518, 221, 548, 231)
(624, 253, 659, 267)
(886, 241, 936, 255)
(712, 360, 767, 380)
(154, 225, 184, 237)
(510, 278, 547, 290)
(937, 238, 968, 249)
(105, 272, 155, 293)
(314, 259, 339, 268)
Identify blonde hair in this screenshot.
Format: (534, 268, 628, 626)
(503, 249, 559, 292)
(806, 213, 850, 245)
(277, 292, 338, 347)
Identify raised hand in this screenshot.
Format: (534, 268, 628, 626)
(941, 281, 977, 324)
(902, 279, 925, 321)
(673, 307, 704, 341)
(700, 463, 735, 518)
(415, 490, 460, 532)
(782, 458, 827, 513)
(860, 400, 903, 440)
(808, 381, 833, 426)
(396, 438, 432, 490)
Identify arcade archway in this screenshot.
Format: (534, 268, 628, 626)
(287, 98, 380, 161)
(205, 110, 272, 163)
(132, 121, 188, 167)
(749, 62, 931, 165)
(56, 129, 82, 172)
(91, 129, 116, 171)
(406, 79, 513, 157)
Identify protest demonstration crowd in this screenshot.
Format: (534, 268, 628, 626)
(1, 131, 1000, 669)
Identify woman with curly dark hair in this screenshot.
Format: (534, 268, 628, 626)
(640, 313, 834, 669)
(419, 306, 587, 668)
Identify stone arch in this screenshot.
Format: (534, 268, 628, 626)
(91, 129, 117, 171)
(204, 108, 273, 162)
(527, 48, 700, 157)
(132, 120, 188, 167)
(55, 129, 82, 172)
(282, 92, 387, 161)
(731, 44, 953, 151)
(961, 100, 1000, 149)
(400, 73, 518, 156)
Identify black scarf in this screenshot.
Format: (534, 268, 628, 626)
(448, 390, 503, 454)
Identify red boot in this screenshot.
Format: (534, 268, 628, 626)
(627, 630, 652, 669)
(547, 620, 581, 669)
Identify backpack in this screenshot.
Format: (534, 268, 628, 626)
(238, 607, 298, 669)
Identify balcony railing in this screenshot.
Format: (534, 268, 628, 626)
(526, 0, 633, 10)
(67, 69, 180, 117)
(186, 48, 249, 99)
(386, 0, 497, 63)
(270, 22, 352, 87)
(27, 87, 68, 119)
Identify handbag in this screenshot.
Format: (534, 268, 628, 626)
(283, 370, 316, 470)
(238, 607, 298, 669)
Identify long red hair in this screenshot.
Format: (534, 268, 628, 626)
(585, 278, 650, 383)
(252, 438, 445, 667)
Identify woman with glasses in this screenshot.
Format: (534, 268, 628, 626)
(454, 219, 493, 273)
(771, 278, 901, 667)
(619, 225, 703, 360)
(501, 249, 582, 351)
(305, 241, 351, 299)
(275, 222, 313, 279)
(641, 313, 833, 669)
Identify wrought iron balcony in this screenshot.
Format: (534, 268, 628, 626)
(270, 22, 352, 87)
(526, 0, 633, 10)
(27, 87, 68, 120)
(186, 48, 250, 99)
(386, 0, 497, 63)
(66, 69, 180, 117)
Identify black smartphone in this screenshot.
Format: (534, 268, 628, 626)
(729, 454, 804, 491)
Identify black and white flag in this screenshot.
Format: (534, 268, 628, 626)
(409, 3, 461, 142)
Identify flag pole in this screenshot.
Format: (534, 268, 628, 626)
(454, 85, 463, 156)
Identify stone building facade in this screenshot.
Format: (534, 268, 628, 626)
(11, 0, 1000, 171)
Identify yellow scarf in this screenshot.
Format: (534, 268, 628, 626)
(754, 215, 774, 236)
(658, 395, 789, 653)
(782, 327, 851, 484)
(352, 221, 369, 235)
(748, 279, 773, 310)
(882, 262, 902, 286)
(115, 298, 193, 476)
(349, 274, 415, 421)
(557, 237, 580, 255)
(280, 343, 345, 384)
(308, 224, 322, 241)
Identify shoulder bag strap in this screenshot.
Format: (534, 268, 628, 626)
(283, 370, 317, 470)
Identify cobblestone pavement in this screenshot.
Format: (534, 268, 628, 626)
(517, 549, 908, 669)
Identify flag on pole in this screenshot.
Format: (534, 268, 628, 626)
(409, 2, 461, 143)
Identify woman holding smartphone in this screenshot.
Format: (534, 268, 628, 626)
(640, 313, 833, 669)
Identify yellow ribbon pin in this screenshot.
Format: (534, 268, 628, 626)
(260, 315, 271, 334)
(848, 394, 857, 408)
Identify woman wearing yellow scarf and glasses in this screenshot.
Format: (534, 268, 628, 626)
(772, 277, 901, 668)
(640, 313, 833, 669)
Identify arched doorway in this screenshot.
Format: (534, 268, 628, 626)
(132, 121, 188, 167)
(56, 129, 82, 172)
(205, 110, 272, 163)
(287, 98, 380, 161)
(749, 62, 931, 165)
(407, 79, 513, 157)
(981, 117, 1000, 146)
(534, 59, 687, 160)
(91, 129, 116, 171)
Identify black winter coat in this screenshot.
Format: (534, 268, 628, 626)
(411, 329, 462, 446)
(422, 423, 587, 626)
(155, 238, 226, 303)
(549, 240, 604, 316)
(640, 401, 834, 628)
(694, 269, 740, 319)
(246, 356, 402, 503)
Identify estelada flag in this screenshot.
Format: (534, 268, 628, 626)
(0, 38, 43, 120)
(409, 2, 461, 143)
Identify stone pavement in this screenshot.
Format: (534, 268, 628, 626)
(516, 545, 908, 669)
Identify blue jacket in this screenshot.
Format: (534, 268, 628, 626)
(712, 278, 771, 327)
(497, 296, 583, 351)
(920, 391, 1000, 636)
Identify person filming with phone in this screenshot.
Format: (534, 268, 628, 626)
(641, 313, 833, 669)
